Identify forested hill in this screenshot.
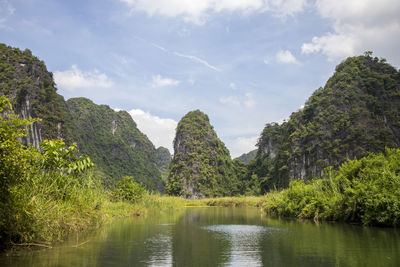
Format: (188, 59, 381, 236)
(249, 53, 400, 193)
(0, 43, 69, 147)
(0, 43, 164, 191)
(166, 110, 243, 198)
(66, 98, 163, 190)
(235, 149, 257, 163)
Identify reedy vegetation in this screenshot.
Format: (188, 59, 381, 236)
(263, 148, 400, 226)
(0, 97, 186, 249)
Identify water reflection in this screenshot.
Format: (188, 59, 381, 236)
(202, 225, 279, 266)
(1, 207, 399, 267)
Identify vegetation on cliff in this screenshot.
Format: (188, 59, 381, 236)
(166, 110, 242, 197)
(155, 146, 172, 182)
(0, 43, 164, 191)
(66, 97, 163, 191)
(235, 149, 257, 163)
(0, 43, 69, 146)
(249, 53, 400, 193)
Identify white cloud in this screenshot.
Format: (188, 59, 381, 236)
(276, 49, 299, 64)
(229, 82, 237, 89)
(121, 0, 307, 25)
(151, 75, 180, 88)
(231, 136, 258, 158)
(173, 52, 221, 71)
(302, 0, 400, 65)
(220, 95, 241, 106)
(128, 109, 178, 153)
(244, 92, 256, 108)
(0, 0, 15, 29)
(54, 65, 113, 92)
(219, 92, 256, 108)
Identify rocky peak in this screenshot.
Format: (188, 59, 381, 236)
(167, 110, 240, 198)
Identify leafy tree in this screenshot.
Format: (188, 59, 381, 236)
(112, 176, 146, 203)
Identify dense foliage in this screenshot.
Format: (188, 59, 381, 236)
(0, 97, 103, 248)
(166, 110, 242, 197)
(110, 176, 146, 203)
(250, 53, 400, 193)
(66, 97, 163, 191)
(155, 146, 172, 182)
(263, 148, 400, 226)
(0, 43, 165, 191)
(235, 149, 257, 163)
(0, 43, 70, 144)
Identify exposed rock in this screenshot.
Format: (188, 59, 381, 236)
(166, 110, 240, 198)
(250, 54, 400, 192)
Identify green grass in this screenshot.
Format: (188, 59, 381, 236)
(185, 196, 265, 207)
(262, 149, 400, 226)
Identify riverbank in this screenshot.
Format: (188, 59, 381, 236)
(262, 148, 400, 226)
(185, 196, 265, 207)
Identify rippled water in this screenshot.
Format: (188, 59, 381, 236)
(1, 207, 399, 266)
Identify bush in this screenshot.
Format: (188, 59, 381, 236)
(263, 148, 400, 226)
(0, 96, 103, 248)
(111, 176, 146, 203)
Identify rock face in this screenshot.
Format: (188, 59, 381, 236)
(250, 54, 400, 192)
(166, 110, 240, 198)
(0, 43, 69, 147)
(0, 43, 164, 191)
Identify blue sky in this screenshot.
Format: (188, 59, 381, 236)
(1, 0, 399, 157)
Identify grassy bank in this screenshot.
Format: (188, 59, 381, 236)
(0, 97, 186, 250)
(185, 196, 265, 207)
(262, 148, 400, 226)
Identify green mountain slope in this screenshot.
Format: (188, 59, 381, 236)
(0, 43, 164, 191)
(66, 98, 163, 190)
(166, 110, 241, 198)
(235, 149, 257, 163)
(0, 43, 70, 147)
(156, 147, 172, 182)
(250, 53, 400, 193)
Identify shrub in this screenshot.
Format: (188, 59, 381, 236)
(263, 148, 400, 226)
(111, 176, 146, 203)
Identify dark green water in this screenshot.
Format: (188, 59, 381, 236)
(1, 207, 399, 266)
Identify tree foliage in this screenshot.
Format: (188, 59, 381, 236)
(166, 110, 242, 198)
(263, 148, 400, 226)
(250, 53, 400, 193)
(111, 176, 146, 203)
(0, 96, 102, 247)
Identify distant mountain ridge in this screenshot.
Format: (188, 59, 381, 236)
(235, 149, 257, 163)
(0, 43, 164, 190)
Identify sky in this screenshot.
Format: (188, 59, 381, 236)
(1, 0, 399, 157)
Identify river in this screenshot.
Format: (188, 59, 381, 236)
(1, 207, 399, 266)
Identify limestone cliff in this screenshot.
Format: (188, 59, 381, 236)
(0, 43, 69, 147)
(166, 110, 241, 198)
(0, 43, 163, 191)
(251, 53, 400, 192)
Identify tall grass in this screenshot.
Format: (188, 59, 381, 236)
(186, 196, 265, 207)
(263, 149, 400, 226)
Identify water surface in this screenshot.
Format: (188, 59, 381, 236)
(1, 207, 399, 266)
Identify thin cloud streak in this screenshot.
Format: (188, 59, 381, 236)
(173, 52, 221, 71)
